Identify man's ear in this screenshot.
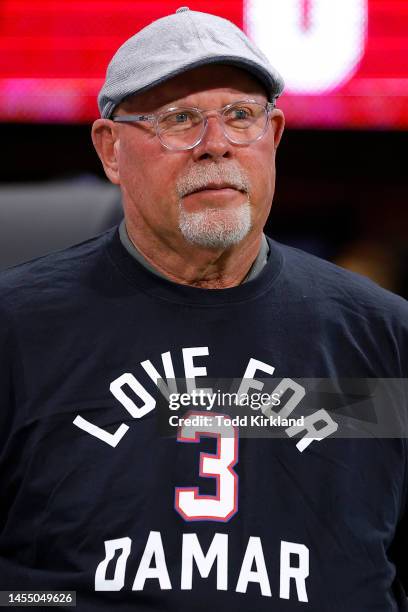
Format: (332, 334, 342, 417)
(270, 109, 285, 150)
(91, 119, 120, 185)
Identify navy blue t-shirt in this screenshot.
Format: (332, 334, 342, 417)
(0, 226, 407, 611)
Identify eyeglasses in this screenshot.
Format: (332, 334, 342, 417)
(112, 99, 277, 151)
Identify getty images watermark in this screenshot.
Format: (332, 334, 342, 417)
(167, 389, 305, 429)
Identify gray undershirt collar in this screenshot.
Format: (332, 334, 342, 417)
(118, 218, 269, 285)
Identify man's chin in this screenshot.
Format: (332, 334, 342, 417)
(178, 201, 252, 249)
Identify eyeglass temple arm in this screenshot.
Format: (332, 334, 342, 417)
(112, 114, 155, 123)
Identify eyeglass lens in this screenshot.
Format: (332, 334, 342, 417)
(157, 102, 268, 150)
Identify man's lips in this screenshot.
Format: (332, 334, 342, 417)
(186, 183, 244, 196)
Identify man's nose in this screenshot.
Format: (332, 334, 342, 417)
(191, 114, 233, 161)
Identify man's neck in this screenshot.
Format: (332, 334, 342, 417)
(119, 219, 269, 288)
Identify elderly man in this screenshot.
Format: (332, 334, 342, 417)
(0, 7, 407, 612)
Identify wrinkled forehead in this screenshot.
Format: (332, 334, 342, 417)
(117, 64, 269, 113)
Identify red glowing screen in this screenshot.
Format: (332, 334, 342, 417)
(0, 0, 407, 128)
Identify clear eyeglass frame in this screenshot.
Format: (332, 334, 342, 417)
(111, 98, 278, 151)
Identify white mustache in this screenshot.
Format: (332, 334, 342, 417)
(176, 163, 250, 198)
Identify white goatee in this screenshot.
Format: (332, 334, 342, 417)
(176, 163, 252, 249)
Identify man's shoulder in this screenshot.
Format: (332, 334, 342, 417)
(0, 227, 116, 311)
(272, 238, 408, 317)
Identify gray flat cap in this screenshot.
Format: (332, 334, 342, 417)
(98, 6, 284, 118)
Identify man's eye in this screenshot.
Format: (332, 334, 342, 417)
(233, 108, 250, 120)
(175, 112, 189, 123)
(161, 111, 197, 129)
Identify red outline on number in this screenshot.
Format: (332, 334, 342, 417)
(174, 411, 239, 522)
